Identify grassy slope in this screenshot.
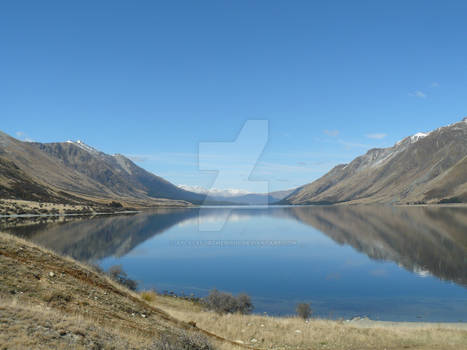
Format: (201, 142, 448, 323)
(0, 232, 222, 350)
(145, 292, 467, 350)
(0, 197, 191, 217)
(1, 231, 466, 350)
(0, 131, 201, 210)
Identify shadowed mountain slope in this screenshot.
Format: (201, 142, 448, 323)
(0, 131, 204, 206)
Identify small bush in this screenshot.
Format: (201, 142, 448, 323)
(109, 201, 123, 208)
(203, 289, 253, 314)
(107, 265, 138, 291)
(236, 293, 253, 314)
(141, 290, 158, 302)
(296, 303, 312, 320)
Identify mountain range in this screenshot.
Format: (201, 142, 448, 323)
(282, 118, 467, 205)
(0, 132, 291, 209)
(0, 132, 204, 208)
(1, 118, 466, 209)
(178, 185, 295, 205)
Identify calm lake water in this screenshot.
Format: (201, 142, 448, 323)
(2, 205, 466, 322)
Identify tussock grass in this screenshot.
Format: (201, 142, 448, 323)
(142, 292, 467, 350)
(141, 290, 158, 303)
(0, 299, 149, 349)
(0, 232, 216, 350)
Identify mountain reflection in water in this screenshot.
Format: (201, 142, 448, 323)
(3, 206, 466, 288)
(0, 206, 467, 321)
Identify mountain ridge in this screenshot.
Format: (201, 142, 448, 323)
(0, 132, 203, 208)
(0, 131, 294, 209)
(281, 118, 467, 205)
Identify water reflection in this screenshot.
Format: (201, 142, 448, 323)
(0, 209, 197, 261)
(2, 206, 466, 287)
(289, 206, 467, 287)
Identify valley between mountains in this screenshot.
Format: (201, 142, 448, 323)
(1, 118, 467, 216)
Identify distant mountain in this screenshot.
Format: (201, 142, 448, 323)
(282, 118, 467, 205)
(178, 185, 252, 197)
(178, 184, 295, 205)
(0, 131, 204, 207)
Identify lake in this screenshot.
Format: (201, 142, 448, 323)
(2, 205, 466, 322)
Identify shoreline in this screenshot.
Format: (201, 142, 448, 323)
(148, 292, 467, 329)
(0, 198, 196, 218)
(0, 210, 141, 219)
(2, 199, 467, 218)
(1, 231, 466, 350)
(140, 290, 467, 349)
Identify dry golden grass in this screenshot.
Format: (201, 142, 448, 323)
(0, 232, 218, 350)
(141, 292, 204, 313)
(0, 196, 190, 217)
(141, 290, 158, 303)
(144, 293, 467, 350)
(0, 199, 93, 216)
(0, 298, 153, 349)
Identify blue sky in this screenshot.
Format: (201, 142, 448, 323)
(1, 1, 466, 192)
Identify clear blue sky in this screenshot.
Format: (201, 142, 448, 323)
(1, 1, 466, 192)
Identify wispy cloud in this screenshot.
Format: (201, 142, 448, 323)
(123, 152, 198, 166)
(409, 90, 427, 99)
(126, 155, 149, 162)
(255, 161, 328, 174)
(324, 129, 340, 137)
(337, 139, 369, 149)
(15, 131, 34, 142)
(365, 133, 387, 140)
(430, 82, 439, 88)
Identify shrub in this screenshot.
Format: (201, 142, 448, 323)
(107, 264, 138, 291)
(203, 289, 253, 314)
(154, 331, 215, 350)
(141, 290, 158, 302)
(236, 293, 254, 314)
(109, 201, 123, 208)
(296, 303, 312, 320)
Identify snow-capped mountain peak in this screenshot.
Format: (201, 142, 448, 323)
(395, 130, 430, 147)
(178, 185, 251, 197)
(66, 140, 101, 155)
(409, 132, 430, 143)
